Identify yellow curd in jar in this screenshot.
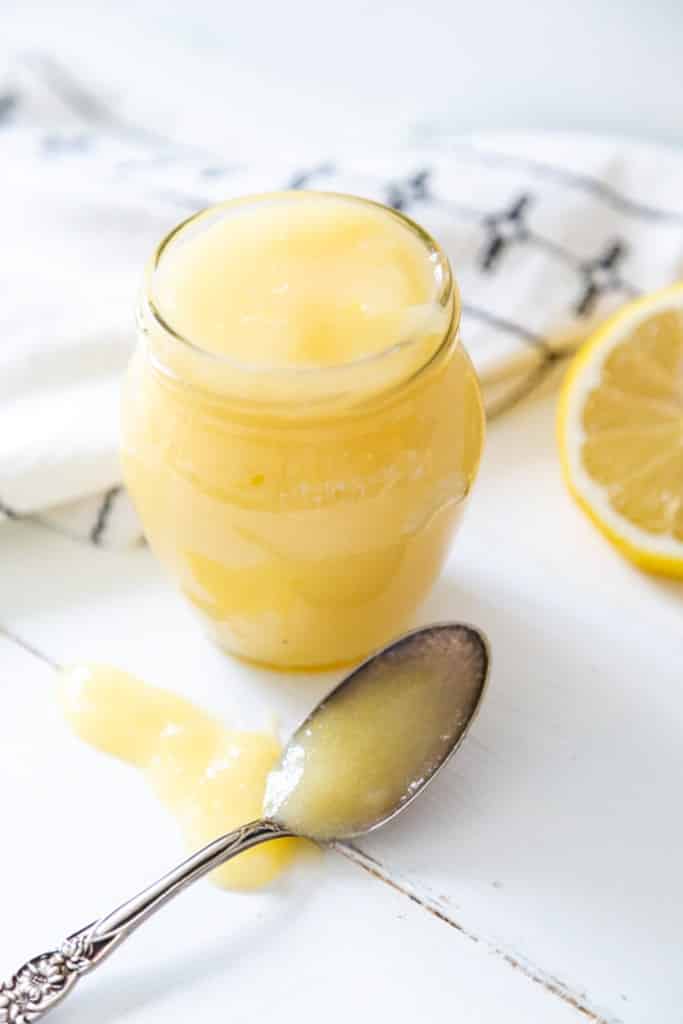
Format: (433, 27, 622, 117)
(122, 192, 484, 668)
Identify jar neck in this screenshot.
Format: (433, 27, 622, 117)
(139, 192, 461, 416)
(137, 288, 460, 418)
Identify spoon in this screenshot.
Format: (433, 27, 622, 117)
(0, 622, 489, 1022)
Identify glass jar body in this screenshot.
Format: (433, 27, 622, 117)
(121, 334, 484, 669)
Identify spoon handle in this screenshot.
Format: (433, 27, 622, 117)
(0, 819, 290, 1022)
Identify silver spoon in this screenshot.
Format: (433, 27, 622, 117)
(0, 623, 489, 1022)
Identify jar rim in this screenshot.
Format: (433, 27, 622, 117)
(142, 191, 460, 385)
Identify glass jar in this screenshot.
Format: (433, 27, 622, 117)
(121, 194, 484, 669)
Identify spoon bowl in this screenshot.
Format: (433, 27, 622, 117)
(265, 622, 490, 840)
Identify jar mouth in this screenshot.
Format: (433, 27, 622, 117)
(143, 191, 460, 384)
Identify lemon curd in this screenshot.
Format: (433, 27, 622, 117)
(57, 631, 485, 888)
(264, 626, 487, 840)
(122, 192, 484, 668)
(58, 664, 304, 890)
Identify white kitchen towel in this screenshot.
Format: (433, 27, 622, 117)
(2, 55, 683, 547)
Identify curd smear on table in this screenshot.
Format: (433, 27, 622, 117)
(58, 664, 304, 890)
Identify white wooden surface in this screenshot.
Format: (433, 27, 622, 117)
(1, 393, 681, 1024)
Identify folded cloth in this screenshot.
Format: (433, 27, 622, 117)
(2, 56, 683, 547)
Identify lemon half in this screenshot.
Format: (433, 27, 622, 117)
(558, 283, 683, 577)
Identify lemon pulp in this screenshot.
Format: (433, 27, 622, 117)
(558, 285, 683, 575)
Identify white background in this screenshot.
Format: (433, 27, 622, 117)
(3, 0, 683, 152)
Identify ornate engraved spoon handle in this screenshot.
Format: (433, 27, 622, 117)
(0, 819, 290, 1023)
